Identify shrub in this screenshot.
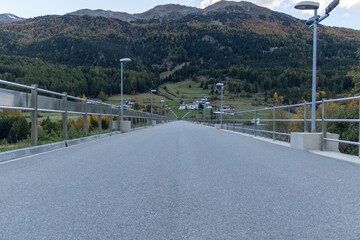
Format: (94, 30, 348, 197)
(41, 117, 61, 134)
(101, 116, 109, 129)
(6, 117, 30, 144)
(0, 117, 13, 139)
(75, 117, 84, 129)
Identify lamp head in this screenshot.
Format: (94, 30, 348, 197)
(295, 1, 319, 10)
(216, 83, 224, 87)
(120, 58, 132, 62)
(325, 0, 339, 14)
(305, 15, 320, 25)
(151, 89, 157, 93)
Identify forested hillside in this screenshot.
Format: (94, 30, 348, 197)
(0, 1, 359, 103)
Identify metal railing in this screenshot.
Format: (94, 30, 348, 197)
(0, 79, 175, 146)
(184, 96, 360, 156)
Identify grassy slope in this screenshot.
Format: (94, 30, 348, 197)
(107, 79, 263, 119)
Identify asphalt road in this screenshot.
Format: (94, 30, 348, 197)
(1, 121, 360, 239)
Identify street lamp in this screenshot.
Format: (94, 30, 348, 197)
(197, 103, 199, 123)
(164, 104, 168, 121)
(295, 0, 339, 132)
(203, 102, 206, 123)
(150, 89, 157, 120)
(160, 100, 165, 122)
(120, 58, 132, 121)
(216, 83, 224, 127)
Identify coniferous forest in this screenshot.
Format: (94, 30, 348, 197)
(0, 3, 360, 104)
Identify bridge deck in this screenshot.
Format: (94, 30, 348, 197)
(1, 121, 360, 239)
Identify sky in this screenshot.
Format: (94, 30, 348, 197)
(2, 0, 360, 30)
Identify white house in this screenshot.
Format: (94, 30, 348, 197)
(179, 103, 186, 110)
(223, 105, 235, 113)
(186, 103, 198, 110)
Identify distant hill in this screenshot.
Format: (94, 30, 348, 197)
(0, 13, 24, 23)
(67, 1, 294, 23)
(0, 1, 359, 103)
(68, 4, 201, 22)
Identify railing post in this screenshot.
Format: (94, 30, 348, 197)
(109, 105, 113, 133)
(83, 98, 88, 136)
(322, 98, 327, 151)
(30, 84, 38, 146)
(242, 112, 244, 133)
(304, 102, 308, 133)
(288, 107, 291, 143)
(233, 113, 235, 131)
(359, 99, 360, 157)
(117, 106, 121, 131)
(273, 108, 276, 141)
(254, 110, 257, 137)
(62, 92, 68, 141)
(98, 101, 102, 134)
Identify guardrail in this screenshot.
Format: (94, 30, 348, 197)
(184, 96, 360, 156)
(0, 79, 175, 146)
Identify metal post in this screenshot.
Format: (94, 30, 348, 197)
(30, 84, 38, 146)
(160, 103, 163, 122)
(98, 101, 102, 134)
(233, 113, 236, 131)
(304, 102, 308, 133)
(359, 99, 360, 157)
(121, 62, 124, 121)
(197, 107, 199, 123)
(220, 86, 224, 128)
(117, 106, 121, 131)
(254, 110, 257, 137)
(203, 106, 206, 123)
(62, 93, 68, 140)
(273, 108, 276, 141)
(83, 98, 88, 136)
(151, 91, 153, 120)
(322, 98, 327, 150)
(311, 10, 318, 133)
(109, 106, 113, 132)
(242, 112, 244, 134)
(288, 107, 291, 143)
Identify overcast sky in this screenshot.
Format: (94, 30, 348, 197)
(2, 0, 360, 30)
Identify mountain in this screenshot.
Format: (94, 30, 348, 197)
(0, 1, 359, 103)
(69, 9, 134, 21)
(68, 4, 201, 22)
(67, 1, 293, 23)
(0, 13, 24, 23)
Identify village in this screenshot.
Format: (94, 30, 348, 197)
(178, 96, 235, 115)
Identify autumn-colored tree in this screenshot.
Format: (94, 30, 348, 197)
(75, 117, 84, 129)
(0, 109, 23, 118)
(273, 92, 284, 106)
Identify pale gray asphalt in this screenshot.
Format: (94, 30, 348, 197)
(1, 121, 360, 239)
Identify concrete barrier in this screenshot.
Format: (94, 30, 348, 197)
(290, 132, 339, 152)
(0, 131, 122, 163)
(120, 120, 132, 133)
(290, 133, 322, 151)
(324, 133, 340, 152)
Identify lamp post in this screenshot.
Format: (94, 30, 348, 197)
(160, 100, 165, 122)
(197, 104, 199, 123)
(120, 58, 132, 121)
(150, 89, 157, 120)
(165, 104, 168, 121)
(216, 83, 224, 127)
(203, 103, 206, 123)
(295, 0, 339, 132)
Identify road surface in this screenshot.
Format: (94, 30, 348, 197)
(1, 121, 360, 239)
